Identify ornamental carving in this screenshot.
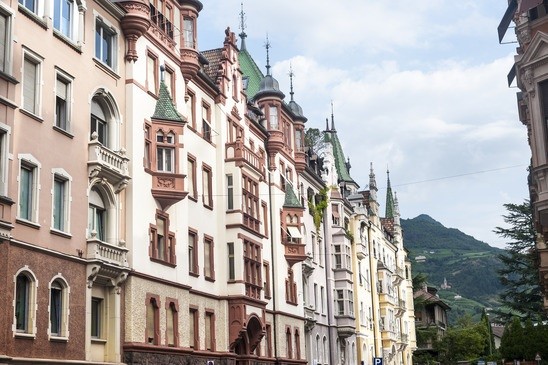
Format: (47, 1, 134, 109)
(121, 2, 150, 14)
(157, 177, 175, 188)
(517, 26, 531, 45)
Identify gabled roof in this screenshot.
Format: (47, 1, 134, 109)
(239, 48, 264, 100)
(414, 289, 451, 310)
(152, 81, 185, 123)
(283, 183, 303, 209)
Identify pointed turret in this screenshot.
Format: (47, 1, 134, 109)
(385, 169, 395, 218)
(152, 66, 185, 123)
(288, 64, 307, 172)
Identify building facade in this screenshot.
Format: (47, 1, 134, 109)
(501, 0, 548, 310)
(0, 1, 415, 364)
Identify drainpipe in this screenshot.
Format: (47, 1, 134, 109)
(368, 221, 380, 358)
(267, 152, 279, 363)
(322, 193, 336, 365)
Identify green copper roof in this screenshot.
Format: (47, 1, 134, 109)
(238, 48, 264, 100)
(152, 81, 185, 123)
(325, 131, 355, 184)
(283, 183, 303, 209)
(385, 171, 395, 218)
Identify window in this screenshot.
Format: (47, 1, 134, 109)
(242, 175, 260, 232)
(189, 307, 198, 349)
(226, 174, 233, 210)
(202, 103, 211, 142)
(164, 65, 175, 98)
(49, 278, 68, 338)
(187, 155, 197, 199)
(144, 123, 151, 169)
(243, 238, 262, 299)
(285, 269, 297, 304)
(18, 156, 39, 223)
(90, 99, 108, 145)
(321, 286, 325, 314)
(54, 0, 73, 38)
(187, 90, 195, 128)
(55, 72, 72, 131)
(145, 295, 159, 345)
(146, 52, 158, 94)
(268, 105, 278, 129)
(204, 236, 214, 280)
(228, 242, 235, 281)
(18, 0, 36, 13)
(295, 129, 303, 152)
(265, 324, 272, 357)
(91, 297, 102, 338)
(205, 311, 215, 351)
(188, 230, 198, 275)
(88, 188, 106, 241)
(0, 9, 13, 74)
(156, 131, 175, 172)
(149, 210, 176, 264)
(15, 270, 36, 334)
(202, 164, 212, 207)
(95, 18, 116, 69)
(313, 284, 318, 310)
(52, 171, 70, 232)
(149, 0, 173, 38)
(286, 328, 292, 359)
(263, 261, 271, 298)
(166, 300, 178, 346)
(182, 16, 195, 48)
(294, 329, 301, 359)
(336, 289, 344, 315)
(23, 52, 41, 115)
(334, 245, 342, 269)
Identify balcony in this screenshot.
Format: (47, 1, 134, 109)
(335, 316, 356, 338)
(393, 267, 405, 285)
(302, 255, 315, 277)
(87, 236, 128, 267)
(150, 171, 187, 210)
(225, 139, 266, 179)
(356, 240, 368, 260)
(88, 137, 130, 192)
(283, 238, 307, 266)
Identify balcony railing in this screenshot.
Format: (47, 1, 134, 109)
(225, 139, 266, 178)
(88, 137, 130, 192)
(87, 236, 128, 268)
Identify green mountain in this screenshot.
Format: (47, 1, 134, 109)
(401, 214, 505, 322)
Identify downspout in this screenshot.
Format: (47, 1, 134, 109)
(322, 194, 336, 365)
(368, 221, 379, 358)
(267, 152, 279, 363)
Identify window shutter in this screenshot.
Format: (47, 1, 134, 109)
(23, 59, 37, 112)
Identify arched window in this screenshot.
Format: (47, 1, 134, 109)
(49, 277, 69, 337)
(294, 329, 300, 359)
(15, 270, 36, 334)
(145, 296, 159, 345)
(316, 335, 320, 363)
(91, 99, 108, 146)
(285, 327, 292, 359)
(88, 188, 107, 241)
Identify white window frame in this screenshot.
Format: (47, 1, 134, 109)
(51, 168, 72, 234)
(54, 69, 73, 132)
(12, 266, 38, 337)
(0, 123, 11, 196)
(48, 275, 70, 340)
(22, 49, 43, 116)
(53, 0, 74, 39)
(17, 154, 41, 224)
(0, 4, 14, 75)
(91, 296, 104, 339)
(94, 14, 118, 71)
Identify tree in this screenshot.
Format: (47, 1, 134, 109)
(304, 127, 326, 154)
(493, 200, 546, 322)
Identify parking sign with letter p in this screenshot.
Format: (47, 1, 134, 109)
(374, 357, 383, 365)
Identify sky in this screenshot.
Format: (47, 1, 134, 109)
(198, 0, 529, 249)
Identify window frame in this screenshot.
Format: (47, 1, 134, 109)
(226, 174, 234, 210)
(149, 209, 176, 265)
(189, 306, 198, 349)
(0, 123, 11, 196)
(48, 276, 69, 340)
(145, 294, 160, 345)
(88, 187, 107, 241)
(187, 154, 197, 200)
(13, 268, 37, 337)
(227, 242, 235, 281)
(188, 228, 198, 275)
(51, 168, 71, 234)
(0, 6, 13, 75)
(204, 235, 215, 281)
(91, 296, 103, 339)
(146, 50, 158, 94)
(53, 0, 74, 39)
(54, 69, 73, 132)
(18, 154, 40, 224)
(205, 310, 215, 351)
(94, 15, 117, 70)
(165, 299, 179, 347)
(155, 130, 175, 173)
(22, 49, 43, 116)
(202, 163, 212, 208)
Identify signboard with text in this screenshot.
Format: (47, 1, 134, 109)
(374, 357, 383, 365)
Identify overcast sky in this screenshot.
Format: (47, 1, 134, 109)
(198, 0, 529, 249)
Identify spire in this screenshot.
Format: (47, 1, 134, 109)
(325, 117, 329, 131)
(331, 101, 335, 131)
(265, 34, 271, 76)
(238, 2, 247, 50)
(369, 162, 378, 201)
(289, 63, 295, 101)
(385, 169, 395, 218)
(152, 65, 185, 123)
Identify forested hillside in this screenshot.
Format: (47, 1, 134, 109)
(401, 215, 504, 320)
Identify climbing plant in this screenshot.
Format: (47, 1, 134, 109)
(308, 187, 329, 232)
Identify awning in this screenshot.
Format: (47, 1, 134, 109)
(287, 226, 302, 239)
(518, 0, 543, 13)
(498, 0, 518, 43)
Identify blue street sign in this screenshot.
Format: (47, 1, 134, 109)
(374, 357, 383, 365)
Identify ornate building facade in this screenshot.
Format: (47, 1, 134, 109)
(0, 1, 415, 364)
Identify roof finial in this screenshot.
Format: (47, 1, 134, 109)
(289, 63, 295, 101)
(264, 34, 271, 76)
(239, 3, 247, 50)
(331, 101, 335, 131)
(160, 64, 165, 82)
